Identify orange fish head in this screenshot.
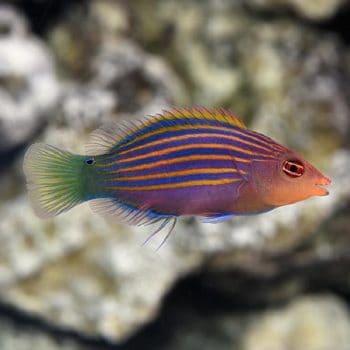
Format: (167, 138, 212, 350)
(251, 151, 331, 207)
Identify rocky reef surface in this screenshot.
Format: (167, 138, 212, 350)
(0, 0, 349, 349)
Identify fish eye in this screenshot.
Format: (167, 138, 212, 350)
(282, 159, 304, 178)
(85, 158, 95, 165)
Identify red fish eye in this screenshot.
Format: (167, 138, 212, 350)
(282, 160, 304, 177)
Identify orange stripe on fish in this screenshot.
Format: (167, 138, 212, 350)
(115, 124, 283, 155)
(105, 178, 241, 191)
(103, 143, 275, 167)
(105, 154, 248, 174)
(117, 132, 275, 157)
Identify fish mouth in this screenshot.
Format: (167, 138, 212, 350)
(314, 176, 331, 196)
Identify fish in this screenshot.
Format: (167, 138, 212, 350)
(23, 107, 331, 242)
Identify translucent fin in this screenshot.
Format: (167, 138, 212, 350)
(23, 143, 85, 218)
(199, 214, 235, 224)
(89, 198, 171, 226)
(142, 217, 171, 246)
(156, 217, 177, 250)
(85, 120, 140, 155)
(140, 217, 177, 249)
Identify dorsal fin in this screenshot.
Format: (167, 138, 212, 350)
(85, 119, 141, 155)
(161, 106, 246, 129)
(85, 106, 246, 155)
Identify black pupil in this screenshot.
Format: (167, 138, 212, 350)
(86, 159, 94, 165)
(290, 164, 298, 173)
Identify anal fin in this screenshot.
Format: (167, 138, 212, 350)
(90, 198, 178, 248)
(89, 198, 173, 226)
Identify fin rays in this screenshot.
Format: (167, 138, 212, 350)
(90, 198, 178, 248)
(142, 217, 177, 250)
(89, 197, 175, 227)
(23, 143, 85, 218)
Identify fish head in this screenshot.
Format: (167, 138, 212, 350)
(251, 150, 331, 207)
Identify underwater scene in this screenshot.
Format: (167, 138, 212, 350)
(0, 0, 350, 349)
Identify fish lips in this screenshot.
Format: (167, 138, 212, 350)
(314, 176, 331, 196)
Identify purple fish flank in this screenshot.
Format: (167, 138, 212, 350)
(91, 107, 284, 220)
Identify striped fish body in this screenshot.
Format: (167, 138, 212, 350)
(91, 108, 284, 220)
(23, 107, 331, 227)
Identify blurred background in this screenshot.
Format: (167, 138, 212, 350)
(0, 0, 350, 349)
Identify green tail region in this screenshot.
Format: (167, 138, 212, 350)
(23, 143, 86, 218)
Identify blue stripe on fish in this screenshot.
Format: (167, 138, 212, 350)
(103, 171, 240, 187)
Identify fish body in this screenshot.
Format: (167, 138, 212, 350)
(23, 107, 331, 228)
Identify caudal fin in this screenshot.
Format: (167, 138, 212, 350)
(23, 143, 85, 218)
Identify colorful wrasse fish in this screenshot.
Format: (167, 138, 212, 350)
(23, 107, 331, 242)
